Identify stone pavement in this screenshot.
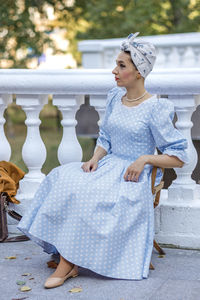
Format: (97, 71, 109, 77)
(1, 240, 200, 300)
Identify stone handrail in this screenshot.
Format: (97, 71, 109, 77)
(0, 68, 200, 248)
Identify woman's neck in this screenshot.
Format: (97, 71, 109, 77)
(125, 86, 146, 99)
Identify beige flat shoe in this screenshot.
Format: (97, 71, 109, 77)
(44, 264, 79, 289)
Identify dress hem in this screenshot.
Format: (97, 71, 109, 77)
(17, 225, 149, 281)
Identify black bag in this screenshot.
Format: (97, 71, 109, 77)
(0, 192, 29, 242)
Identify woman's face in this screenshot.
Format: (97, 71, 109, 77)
(112, 51, 140, 88)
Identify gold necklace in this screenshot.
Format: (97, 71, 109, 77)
(124, 91, 147, 102)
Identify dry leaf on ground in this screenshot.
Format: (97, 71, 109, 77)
(21, 273, 32, 276)
(47, 260, 58, 268)
(5, 256, 17, 259)
(68, 287, 83, 293)
(158, 255, 165, 258)
(20, 286, 32, 292)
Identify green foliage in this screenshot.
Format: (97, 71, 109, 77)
(73, 0, 200, 39)
(0, 0, 52, 67)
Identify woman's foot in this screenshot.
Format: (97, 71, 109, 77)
(49, 255, 74, 278)
(44, 255, 79, 289)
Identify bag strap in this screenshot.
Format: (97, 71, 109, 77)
(2, 193, 23, 221)
(3, 235, 30, 243)
(151, 166, 165, 208)
(151, 166, 164, 194)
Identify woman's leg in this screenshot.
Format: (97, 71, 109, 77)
(49, 255, 75, 278)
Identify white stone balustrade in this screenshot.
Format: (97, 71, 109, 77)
(0, 68, 200, 249)
(78, 32, 200, 69)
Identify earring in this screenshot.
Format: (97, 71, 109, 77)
(136, 74, 141, 79)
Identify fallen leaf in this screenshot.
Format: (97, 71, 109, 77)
(20, 286, 32, 292)
(47, 260, 58, 268)
(68, 287, 83, 293)
(16, 280, 26, 286)
(22, 273, 32, 276)
(158, 255, 165, 258)
(5, 256, 17, 259)
(29, 278, 34, 280)
(24, 257, 31, 260)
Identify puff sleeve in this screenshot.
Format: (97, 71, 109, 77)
(96, 87, 119, 153)
(149, 98, 189, 165)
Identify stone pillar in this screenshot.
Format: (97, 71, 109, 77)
(15, 94, 48, 208)
(53, 95, 84, 164)
(90, 95, 107, 127)
(160, 46, 172, 67)
(0, 94, 12, 161)
(8, 94, 48, 235)
(168, 95, 198, 201)
(177, 46, 187, 67)
(192, 46, 200, 67)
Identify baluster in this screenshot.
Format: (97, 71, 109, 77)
(192, 46, 200, 67)
(16, 94, 48, 209)
(168, 95, 198, 201)
(53, 94, 84, 164)
(90, 95, 107, 127)
(176, 46, 187, 67)
(90, 95, 107, 153)
(104, 49, 116, 68)
(160, 46, 172, 67)
(0, 94, 12, 161)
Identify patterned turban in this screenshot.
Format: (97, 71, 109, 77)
(120, 32, 157, 78)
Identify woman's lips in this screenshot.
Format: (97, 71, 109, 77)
(115, 78, 120, 81)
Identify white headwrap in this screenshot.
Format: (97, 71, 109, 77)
(120, 32, 157, 78)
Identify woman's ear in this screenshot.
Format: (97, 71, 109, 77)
(136, 73, 142, 79)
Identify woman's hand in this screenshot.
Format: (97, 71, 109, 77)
(81, 159, 98, 172)
(124, 156, 147, 182)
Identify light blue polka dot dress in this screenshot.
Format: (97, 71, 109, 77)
(17, 87, 189, 280)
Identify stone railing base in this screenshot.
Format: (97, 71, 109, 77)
(155, 189, 200, 250)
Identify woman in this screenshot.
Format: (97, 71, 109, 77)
(17, 32, 188, 288)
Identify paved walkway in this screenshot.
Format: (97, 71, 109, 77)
(1, 240, 200, 300)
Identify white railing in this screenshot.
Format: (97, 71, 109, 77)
(0, 68, 200, 248)
(78, 32, 200, 69)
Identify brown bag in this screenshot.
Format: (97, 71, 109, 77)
(0, 192, 29, 242)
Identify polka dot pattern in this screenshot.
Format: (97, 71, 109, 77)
(17, 87, 188, 281)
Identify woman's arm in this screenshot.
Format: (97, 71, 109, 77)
(81, 146, 107, 172)
(141, 154, 184, 168)
(124, 154, 184, 182)
(92, 146, 107, 163)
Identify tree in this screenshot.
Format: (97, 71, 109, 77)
(0, 0, 89, 67)
(0, 0, 63, 68)
(71, 0, 200, 39)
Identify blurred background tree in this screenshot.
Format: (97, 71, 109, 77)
(72, 0, 200, 39)
(0, 0, 53, 67)
(0, 0, 199, 68)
